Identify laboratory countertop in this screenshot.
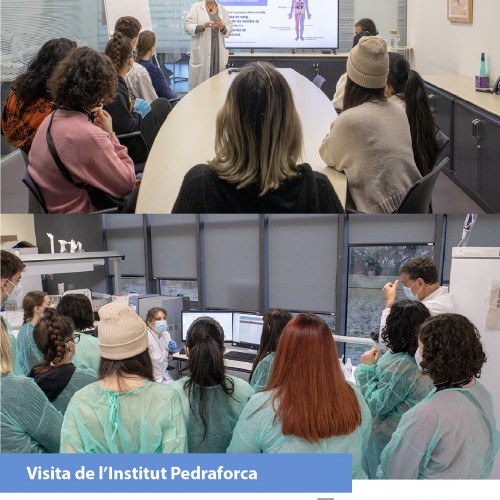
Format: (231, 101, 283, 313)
(423, 74, 500, 117)
(229, 52, 349, 58)
(18, 251, 125, 262)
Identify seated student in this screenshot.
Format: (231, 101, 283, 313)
(137, 31, 178, 102)
(249, 308, 292, 392)
(170, 317, 254, 453)
(145, 307, 177, 384)
(104, 32, 171, 164)
(386, 52, 441, 176)
(379, 314, 500, 479)
(28, 308, 97, 414)
(319, 37, 421, 213)
(173, 62, 344, 214)
(57, 294, 100, 374)
(1, 320, 63, 453)
(16, 291, 51, 375)
(1, 38, 76, 153)
(60, 302, 187, 453)
(332, 18, 378, 112)
(227, 314, 371, 479)
(27, 47, 136, 214)
(355, 300, 434, 478)
(114, 16, 158, 104)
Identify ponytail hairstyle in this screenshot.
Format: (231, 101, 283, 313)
(249, 308, 292, 382)
(32, 308, 75, 374)
(388, 52, 439, 176)
(136, 30, 156, 61)
(105, 32, 133, 73)
(184, 316, 235, 437)
(22, 291, 48, 324)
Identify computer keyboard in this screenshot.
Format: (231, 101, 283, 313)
(224, 350, 257, 362)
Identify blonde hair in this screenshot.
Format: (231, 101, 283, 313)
(209, 62, 303, 195)
(1, 318, 13, 374)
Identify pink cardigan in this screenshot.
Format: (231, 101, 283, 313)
(28, 110, 136, 213)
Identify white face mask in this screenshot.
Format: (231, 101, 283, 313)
(154, 319, 168, 334)
(5, 280, 23, 302)
(414, 349, 424, 372)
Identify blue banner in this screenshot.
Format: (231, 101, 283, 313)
(0, 454, 351, 493)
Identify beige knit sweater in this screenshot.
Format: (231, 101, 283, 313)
(319, 99, 421, 213)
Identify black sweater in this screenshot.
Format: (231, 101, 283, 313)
(172, 163, 345, 213)
(104, 76, 142, 135)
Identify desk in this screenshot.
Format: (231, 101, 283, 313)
(173, 352, 253, 374)
(136, 68, 347, 213)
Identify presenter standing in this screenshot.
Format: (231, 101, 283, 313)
(184, 1, 232, 91)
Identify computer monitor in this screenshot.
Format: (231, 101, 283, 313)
(232, 313, 264, 351)
(181, 311, 233, 342)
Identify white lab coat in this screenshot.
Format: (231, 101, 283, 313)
(184, 2, 233, 91)
(147, 328, 173, 384)
(378, 286, 454, 343)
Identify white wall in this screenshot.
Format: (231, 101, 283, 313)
(408, 0, 500, 80)
(354, 0, 398, 42)
(0, 215, 36, 246)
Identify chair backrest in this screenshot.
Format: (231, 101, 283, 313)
(22, 171, 48, 213)
(395, 157, 449, 214)
(312, 74, 326, 90)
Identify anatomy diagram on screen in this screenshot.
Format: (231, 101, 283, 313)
(288, 0, 311, 41)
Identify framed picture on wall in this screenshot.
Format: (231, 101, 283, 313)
(448, 0, 473, 23)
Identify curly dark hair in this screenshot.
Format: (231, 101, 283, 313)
(114, 16, 141, 40)
(48, 47, 117, 109)
(419, 314, 486, 383)
(399, 256, 438, 284)
(57, 293, 94, 331)
(105, 32, 133, 73)
(33, 308, 75, 374)
(381, 300, 430, 356)
(13, 38, 77, 108)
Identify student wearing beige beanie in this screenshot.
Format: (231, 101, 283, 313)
(320, 37, 421, 213)
(60, 302, 187, 453)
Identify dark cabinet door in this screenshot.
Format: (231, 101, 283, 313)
(316, 58, 347, 101)
(275, 57, 316, 80)
(427, 87, 454, 167)
(453, 102, 479, 193)
(479, 117, 500, 212)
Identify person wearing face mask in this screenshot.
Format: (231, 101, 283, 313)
(379, 314, 500, 479)
(1, 250, 26, 372)
(355, 300, 434, 478)
(16, 291, 52, 375)
(27, 308, 96, 414)
(379, 256, 454, 346)
(145, 307, 177, 384)
(104, 32, 171, 164)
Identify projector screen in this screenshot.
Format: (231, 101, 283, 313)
(219, 0, 339, 50)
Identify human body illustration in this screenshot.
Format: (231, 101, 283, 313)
(288, 0, 311, 41)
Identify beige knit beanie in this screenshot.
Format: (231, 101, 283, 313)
(347, 36, 389, 89)
(98, 302, 148, 360)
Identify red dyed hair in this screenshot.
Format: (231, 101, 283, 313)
(265, 313, 361, 442)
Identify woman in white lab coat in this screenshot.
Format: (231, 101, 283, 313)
(145, 307, 177, 384)
(184, 1, 232, 91)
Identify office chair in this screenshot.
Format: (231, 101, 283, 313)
(312, 74, 326, 90)
(395, 157, 449, 213)
(22, 170, 48, 213)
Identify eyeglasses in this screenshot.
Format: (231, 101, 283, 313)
(68, 334, 81, 345)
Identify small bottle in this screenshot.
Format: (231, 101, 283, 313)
(480, 52, 487, 77)
(344, 358, 353, 378)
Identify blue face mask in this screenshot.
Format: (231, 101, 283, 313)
(403, 281, 422, 301)
(154, 319, 168, 334)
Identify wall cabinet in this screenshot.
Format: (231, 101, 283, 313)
(426, 82, 500, 213)
(228, 54, 347, 101)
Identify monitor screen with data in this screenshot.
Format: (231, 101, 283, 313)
(181, 311, 233, 342)
(232, 313, 264, 350)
